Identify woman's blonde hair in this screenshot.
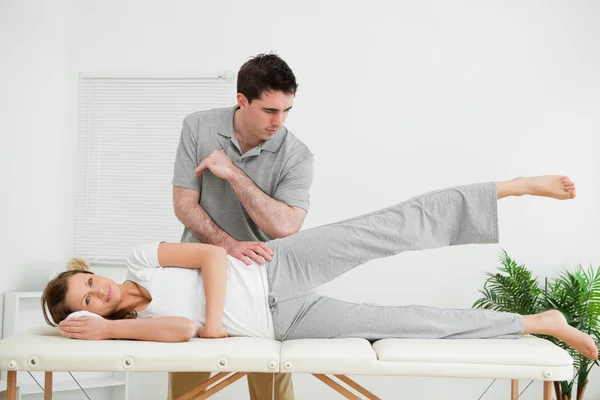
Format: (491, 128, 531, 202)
(66, 257, 90, 272)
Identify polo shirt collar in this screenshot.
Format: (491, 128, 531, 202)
(218, 105, 286, 154)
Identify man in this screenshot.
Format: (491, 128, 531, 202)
(169, 53, 314, 400)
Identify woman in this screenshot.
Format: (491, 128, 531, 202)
(42, 175, 598, 361)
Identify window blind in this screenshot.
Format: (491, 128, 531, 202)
(76, 74, 235, 266)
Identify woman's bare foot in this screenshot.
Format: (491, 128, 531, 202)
(497, 175, 576, 200)
(523, 310, 598, 360)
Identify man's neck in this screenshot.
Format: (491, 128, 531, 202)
(233, 108, 261, 154)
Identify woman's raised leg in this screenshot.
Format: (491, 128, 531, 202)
(267, 182, 499, 302)
(266, 175, 576, 303)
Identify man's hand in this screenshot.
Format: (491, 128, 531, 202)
(195, 150, 238, 181)
(58, 317, 110, 340)
(224, 238, 273, 266)
(198, 325, 228, 339)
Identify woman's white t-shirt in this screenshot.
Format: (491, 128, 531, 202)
(125, 242, 274, 339)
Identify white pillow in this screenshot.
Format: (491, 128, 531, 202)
(64, 310, 104, 320)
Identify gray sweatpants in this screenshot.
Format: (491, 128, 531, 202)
(265, 182, 524, 341)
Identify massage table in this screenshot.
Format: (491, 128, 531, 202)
(0, 326, 573, 399)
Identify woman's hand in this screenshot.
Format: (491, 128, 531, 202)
(58, 317, 110, 340)
(198, 324, 228, 339)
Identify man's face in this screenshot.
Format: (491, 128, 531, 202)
(238, 90, 294, 142)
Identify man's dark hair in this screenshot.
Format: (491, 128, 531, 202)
(237, 53, 298, 103)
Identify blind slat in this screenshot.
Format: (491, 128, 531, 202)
(76, 75, 235, 265)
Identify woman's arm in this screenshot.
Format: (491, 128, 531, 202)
(108, 317, 197, 342)
(157, 242, 228, 337)
(59, 316, 197, 342)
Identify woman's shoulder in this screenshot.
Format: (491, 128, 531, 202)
(126, 242, 162, 271)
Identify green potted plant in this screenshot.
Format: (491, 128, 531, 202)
(473, 250, 600, 400)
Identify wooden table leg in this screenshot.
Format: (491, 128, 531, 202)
(334, 375, 381, 400)
(45, 371, 53, 399)
(511, 379, 518, 400)
(196, 373, 247, 400)
(175, 372, 247, 400)
(313, 374, 361, 400)
(543, 381, 552, 400)
(7, 371, 17, 400)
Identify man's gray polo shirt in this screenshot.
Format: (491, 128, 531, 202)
(172, 105, 314, 243)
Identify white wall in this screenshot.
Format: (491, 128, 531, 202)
(2, 0, 599, 399)
(0, 0, 74, 333)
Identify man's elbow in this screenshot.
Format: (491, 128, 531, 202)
(173, 187, 200, 223)
(271, 208, 306, 238)
(271, 224, 301, 239)
(173, 205, 184, 222)
(173, 201, 193, 224)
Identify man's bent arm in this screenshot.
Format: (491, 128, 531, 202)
(228, 169, 306, 239)
(172, 186, 233, 247)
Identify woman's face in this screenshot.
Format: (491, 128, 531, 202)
(64, 273, 122, 316)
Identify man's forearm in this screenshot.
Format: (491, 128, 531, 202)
(175, 201, 233, 247)
(228, 169, 303, 238)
